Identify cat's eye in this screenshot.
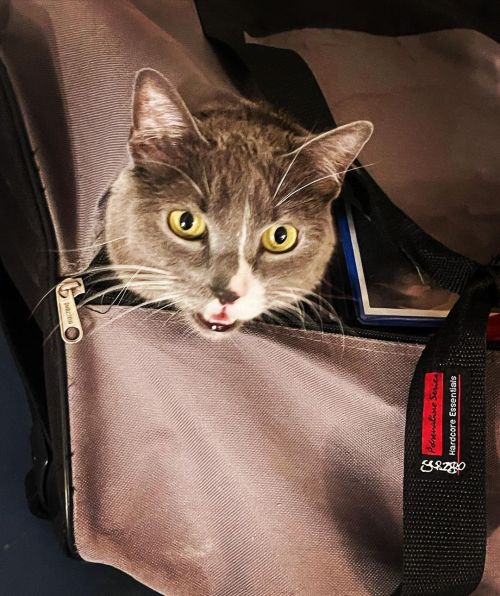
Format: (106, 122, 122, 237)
(168, 210, 206, 239)
(261, 224, 298, 253)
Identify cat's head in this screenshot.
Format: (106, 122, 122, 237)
(105, 68, 373, 337)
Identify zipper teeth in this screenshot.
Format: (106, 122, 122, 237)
(267, 319, 428, 344)
(78, 278, 428, 344)
(77, 276, 500, 348)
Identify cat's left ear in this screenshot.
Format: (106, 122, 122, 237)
(129, 68, 207, 164)
(295, 121, 374, 195)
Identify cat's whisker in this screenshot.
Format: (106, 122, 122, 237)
(267, 299, 313, 332)
(44, 284, 171, 344)
(299, 289, 347, 336)
(277, 287, 337, 318)
(312, 279, 356, 302)
(276, 174, 336, 206)
(81, 263, 178, 278)
(86, 274, 173, 287)
(261, 311, 286, 326)
(272, 291, 314, 330)
(86, 269, 174, 281)
(47, 236, 127, 254)
(261, 307, 302, 329)
(161, 310, 180, 329)
(111, 268, 144, 309)
(150, 309, 181, 334)
(272, 131, 313, 200)
(283, 307, 309, 332)
(82, 267, 181, 293)
(43, 323, 66, 345)
(270, 287, 340, 335)
(281, 293, 325, 332)
(30, 282, 64, 318)
(142, 299, 178, 322)
(147, 304, 179, 324)
(30, 267, 172, 319)
(275, 161, 377, 206)
(302, 300, 327, 334)
(77, 281, 177, 309)
(179, 323, 200, 343)
(84, 292, 176, 339)
(274, 286, 344, 336)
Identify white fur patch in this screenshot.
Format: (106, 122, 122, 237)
(228, 259, 252, 297)
(229, 259, 265, 320)
(229, 267, 266, 321)
(238, 200, 250, 263)
(203, 261, 266, 323)
(203, 201, 266, 324)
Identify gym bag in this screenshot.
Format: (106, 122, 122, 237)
(0, 1, 498, 594)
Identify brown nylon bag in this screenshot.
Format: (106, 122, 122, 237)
(0, 1, 498, 594)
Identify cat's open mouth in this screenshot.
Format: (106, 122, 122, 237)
(194, 313, 238, 333)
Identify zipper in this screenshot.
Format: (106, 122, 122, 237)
(263, 316, 429, 344)
(56, 278, 85, 344)
(57, 274, 500, 348)
(75, 268, 431, 345)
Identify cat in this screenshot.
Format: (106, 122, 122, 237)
(104, 68, 373, 337)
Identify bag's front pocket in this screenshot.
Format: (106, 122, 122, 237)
(66, 305, 424, 595)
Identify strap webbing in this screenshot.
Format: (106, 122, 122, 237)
(401, 265, 498, 595)
(193, 4, 497, 592)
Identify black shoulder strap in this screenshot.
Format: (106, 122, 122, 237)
(194, 5, 499, 593)
(399, 263, 498, 595)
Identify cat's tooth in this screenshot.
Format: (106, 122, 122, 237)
(56, 277, 85, 344)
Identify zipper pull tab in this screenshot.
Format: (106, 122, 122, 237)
(56, 278, 85, 344)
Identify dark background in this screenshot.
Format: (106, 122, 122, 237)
(0, 330, 156, 595)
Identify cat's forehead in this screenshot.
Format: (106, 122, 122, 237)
(194, 147, 278, 206)
(205, 176, 273, 226)
(203, 135, 282, 172)
(184, 142, 322, 226)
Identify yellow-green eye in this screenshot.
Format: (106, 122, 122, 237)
(261, 224, 298, 253)
(168, 210, 206, 239)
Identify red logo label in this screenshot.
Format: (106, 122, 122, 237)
(422, 372, 444, 455)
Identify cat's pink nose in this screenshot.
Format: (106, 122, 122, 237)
(212, 288, 240, 305)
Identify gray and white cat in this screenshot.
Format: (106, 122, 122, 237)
(105, 68, 373, 336)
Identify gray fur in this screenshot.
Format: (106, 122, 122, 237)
(105, 68, 373, 336)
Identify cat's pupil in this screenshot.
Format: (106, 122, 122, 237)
(180, 212, 194, 230)
(274, 226, 288, 245)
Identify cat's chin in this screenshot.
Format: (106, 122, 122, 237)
(190, 313, 242, 338)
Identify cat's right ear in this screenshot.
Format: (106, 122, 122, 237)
(129, 68, 207, 164)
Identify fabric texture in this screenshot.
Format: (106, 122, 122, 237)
(1, 2, 498, 594)
(67, 308, 500, 596)
(0, 0, 235, 275)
